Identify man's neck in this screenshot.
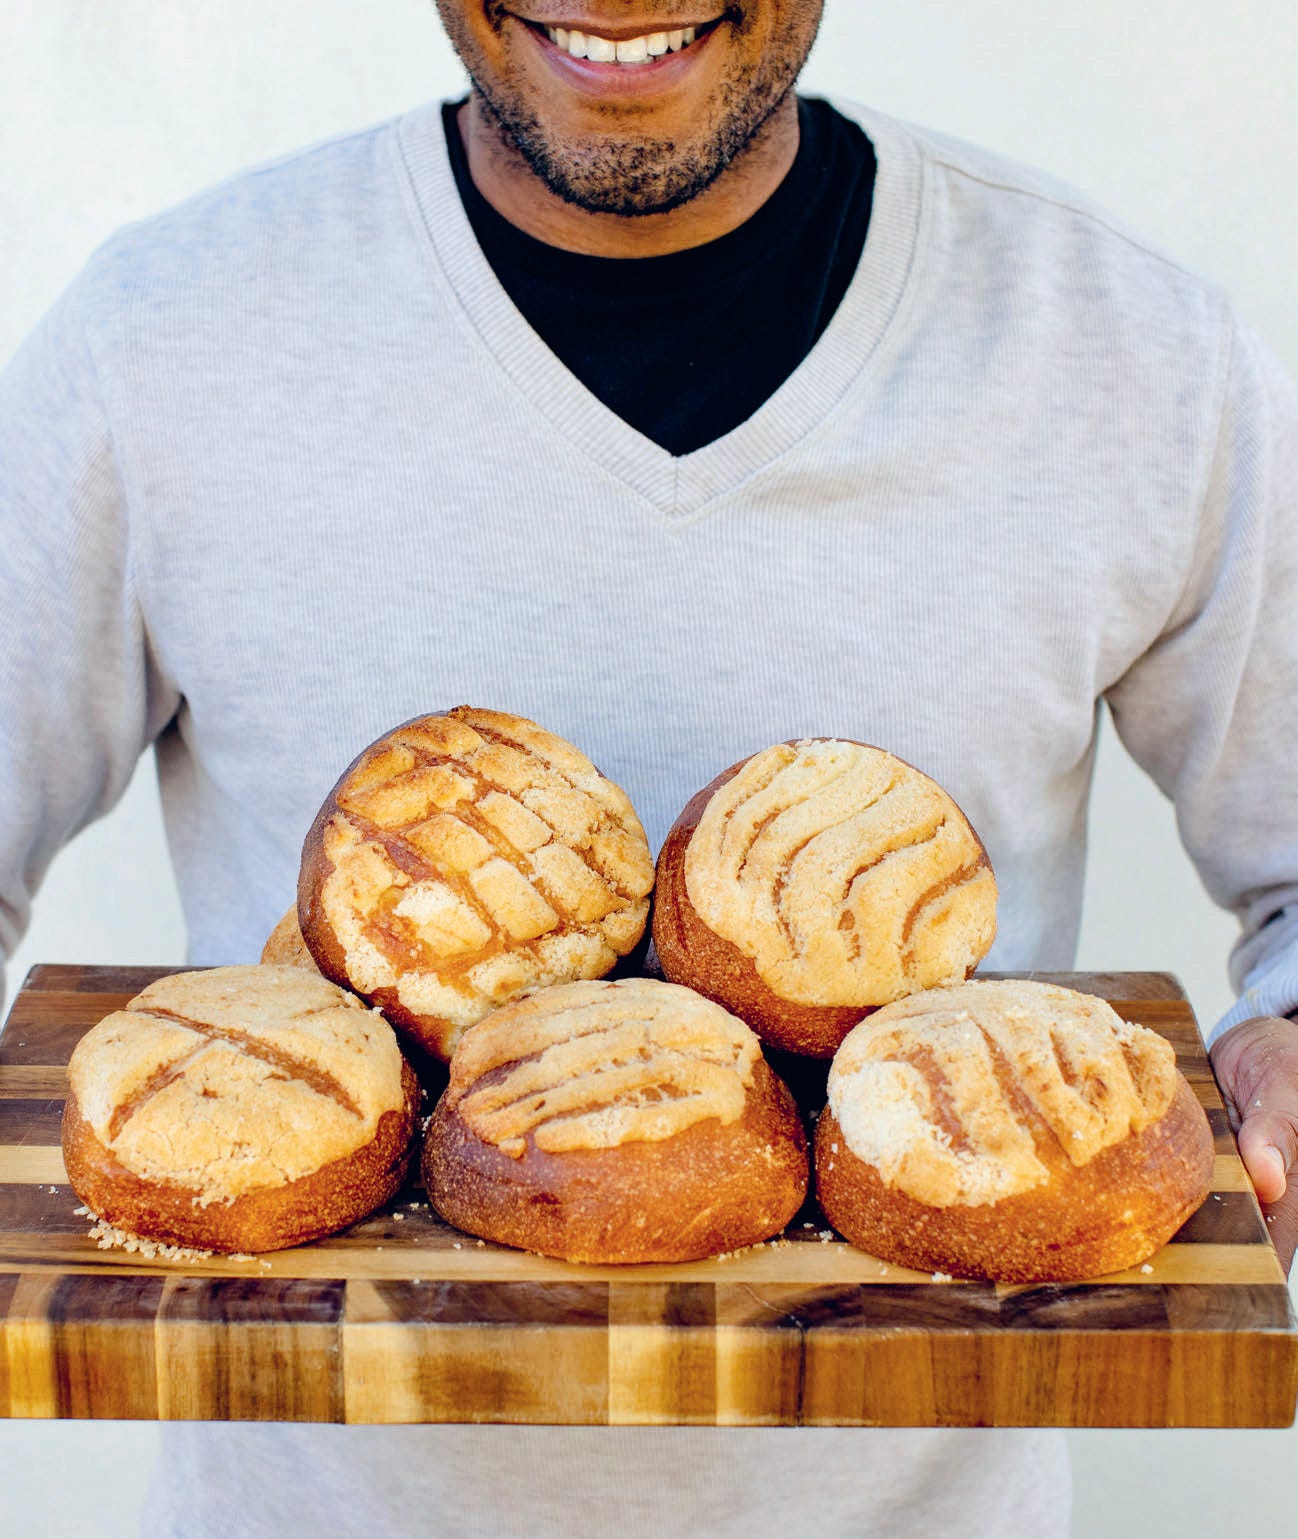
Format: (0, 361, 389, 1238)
(455, 92, 801, 258)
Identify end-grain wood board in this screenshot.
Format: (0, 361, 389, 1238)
(1, 965, 1294, 1427)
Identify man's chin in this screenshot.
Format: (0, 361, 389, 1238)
(520, 147, 731, 219)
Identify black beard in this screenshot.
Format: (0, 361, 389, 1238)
(469, 69, 795, 218)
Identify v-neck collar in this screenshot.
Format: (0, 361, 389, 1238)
(393, 97, 926, 519)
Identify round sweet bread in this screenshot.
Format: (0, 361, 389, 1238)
(815, 979, 1214, 1281)
(261, 907, 317, 969)
(62, 965, 419, 1254)
(653, 739, 997, 1057)
(299, 708, 655, 1062)
(423, 978, 809, 1263)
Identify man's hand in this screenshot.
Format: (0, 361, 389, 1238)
(1209, 1015, 1298, 1274)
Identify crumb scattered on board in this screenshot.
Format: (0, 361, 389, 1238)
(75, 1205, 267, 1267)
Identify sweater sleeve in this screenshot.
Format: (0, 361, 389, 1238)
(1104, 310, 1298, 1043)
(0, 271, 181, 1003)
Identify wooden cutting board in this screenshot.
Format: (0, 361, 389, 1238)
(1, 965, 1294, 1427)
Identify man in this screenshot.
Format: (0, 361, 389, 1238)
(3, 3, 1296, 1535)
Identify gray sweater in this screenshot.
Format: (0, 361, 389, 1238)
(3, 97, 1296, 1537)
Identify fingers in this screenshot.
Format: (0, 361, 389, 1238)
(1209, 1015, 1298, 1271)
(1237, 1113, 1295, 1204)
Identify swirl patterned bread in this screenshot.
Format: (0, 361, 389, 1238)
(299, 708, 655, 1062)
(61, 965, 419, 1254)
(423, 978, 809, 1263)
(653, 739, 998, 1056)
(815, 980, 1214, 1281)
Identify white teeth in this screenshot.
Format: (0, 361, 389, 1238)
(544, 23, 708, 61)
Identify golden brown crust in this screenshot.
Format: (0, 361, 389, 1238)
(62, 1060, 419, 1255)
(827, 979, 1181, 1206)
(260, 907, 318, 969)
(67, 966, 409, 1205)
(423, 980, 809, 1263)
(653, 743, 995, 1058)
(815, 1076, 1214, 1282)
(299, 708, 654, 1062)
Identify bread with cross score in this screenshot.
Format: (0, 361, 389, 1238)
(61, 964, 419, 1253)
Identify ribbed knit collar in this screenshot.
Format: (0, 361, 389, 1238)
(391, 95, 927, 519)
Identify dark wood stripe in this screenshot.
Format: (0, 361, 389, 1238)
(1163, 1281, 1297, 1331)
(0, 1186, 87, 1234)
(160, 1275, 346, 1325)
(1174, 1191, 1271, 1246)
(999, 1282, 1170, 1331)
(1207, 1106, 1236, 1149)
(0, 999, 127, 1065)
(360, 1279, 610, 1327)
(0, 1098, 64, 1145)
(18, 964, 189, 995)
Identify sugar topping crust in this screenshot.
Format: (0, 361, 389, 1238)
(827, 979, 1178, 1207)
(683, 740, 996, 1007)
(317, 709, 654, 1054)
(68, 965, 408, 1204)
(446, 978, 762, 1158)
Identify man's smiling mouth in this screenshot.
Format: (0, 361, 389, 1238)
(514, 16, 727, 65)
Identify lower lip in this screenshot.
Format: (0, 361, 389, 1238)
(521, 23, 720, 98)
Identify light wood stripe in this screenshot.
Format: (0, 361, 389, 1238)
(0, 1231, 1282, 1286)
(1212, 1155, 1253, 1192)
(0, 1147, 66, 1183)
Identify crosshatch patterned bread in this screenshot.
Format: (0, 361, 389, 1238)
(815, 979, 1215, 1281)
(652, 739, 998, 1058)
(423, 978, 810, 1263)
(298, 708, 656, 1063)
(61, 965, 419, 1254)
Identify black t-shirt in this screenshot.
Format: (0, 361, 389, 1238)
(444, 97, 876, 457)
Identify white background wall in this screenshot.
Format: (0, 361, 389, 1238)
(2, 2, 1296, 1533)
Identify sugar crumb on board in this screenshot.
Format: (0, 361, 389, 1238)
(714, 1241, 766, 1263)
(80, 1210, 214, 1265)
(74, 1204, 272, 1266)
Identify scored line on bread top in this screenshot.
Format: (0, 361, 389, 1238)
(684, 740, 996, 1008)
(447, 979, 762, 1158)
(305, 709, 654, 1058)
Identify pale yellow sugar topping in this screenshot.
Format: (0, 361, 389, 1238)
(68, 965, 407, 1203)
(319, 709, 653, 1044)
(452, 979, 761, 1156)
(684, 740, 996, 1007)
(827, 979, 1178, 1207)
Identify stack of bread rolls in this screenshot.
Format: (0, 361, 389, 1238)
(64, 708, 1214, 1276)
